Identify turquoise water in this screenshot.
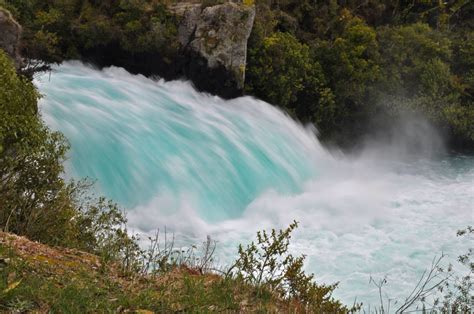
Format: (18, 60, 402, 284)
(37, 62, 321, 222)
(35, 62, 473, 307)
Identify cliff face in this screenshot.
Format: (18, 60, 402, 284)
(0, 8, 22, 68)
(172, 1, 255, 97)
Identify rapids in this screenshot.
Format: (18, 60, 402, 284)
(35, 62, 473, 306)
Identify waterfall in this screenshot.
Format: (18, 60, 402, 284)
(35, 61, 474, 305)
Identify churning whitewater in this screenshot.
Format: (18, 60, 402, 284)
(35, 62, 473, 305)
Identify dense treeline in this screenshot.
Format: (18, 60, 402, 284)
(245, 0, 473, 147)
(1, 0, 473, 148)
(0, 0, 180, 76)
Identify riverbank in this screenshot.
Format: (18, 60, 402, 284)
(0, 227, 352, 313)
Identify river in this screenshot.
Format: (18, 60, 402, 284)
(35, 62, 473, 306)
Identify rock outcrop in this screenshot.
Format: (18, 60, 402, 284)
(171, 1, 255, 97)
(0, 8, 22, 68)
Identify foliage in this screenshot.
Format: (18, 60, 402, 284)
(228, 221, 358, 312)
(377, 23, 453, 100)
(318, 14, 380, 107)
(0, 223, 356, 312)
(0, 49, 69, 242)
(313, 13, 381, 139)
(2, 0, 179, 73)
(438, 226, 473, 312)
(376, 23, 472, 140)
(0, 49, 141, 272)
(246, 32, 336, 134)
(245, 0, 473, 147)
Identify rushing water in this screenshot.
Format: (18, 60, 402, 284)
(35, 62, 473, 306)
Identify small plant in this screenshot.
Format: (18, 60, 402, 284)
(438, 226, 473, 313)
(140, 229, 217, 275)
(228, 221, 358, 312)
(369, 226, 473, 313)
(6, 298, 34, 312)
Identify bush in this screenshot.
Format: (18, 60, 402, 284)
(317, 14, 380, 108)
(228, 221, 360, 312)
(246, 32, 336, 135)
(0, 49, 68, 240)
(0, 50, 138, 268)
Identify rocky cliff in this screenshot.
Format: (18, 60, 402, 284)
(0, 8, 22, 68)
(171, 1, 255, 97)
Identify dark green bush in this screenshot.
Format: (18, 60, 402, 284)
(246, 32, 337, 135)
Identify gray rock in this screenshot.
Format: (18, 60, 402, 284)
(0, 8, 22, 68)
(172, 1, 255, 91)
(176, 3, 202, 47)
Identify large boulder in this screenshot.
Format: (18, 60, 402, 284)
(0, 8, 22, 68)
(172, 1, 255, 97)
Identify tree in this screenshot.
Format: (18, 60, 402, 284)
(316, 12, 380, 110)
(376, 23, 470, 140)
(310, 12, 380, 143)
(246, 32, 336, 134)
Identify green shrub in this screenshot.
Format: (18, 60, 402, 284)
(439, 226, 473, 312)
(246, 32, 337, 135)
(0, 50, 139, 268)
(0, 49, 67, 239)
(317, 13, 380, 108)
(228, 221, 360, 312)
